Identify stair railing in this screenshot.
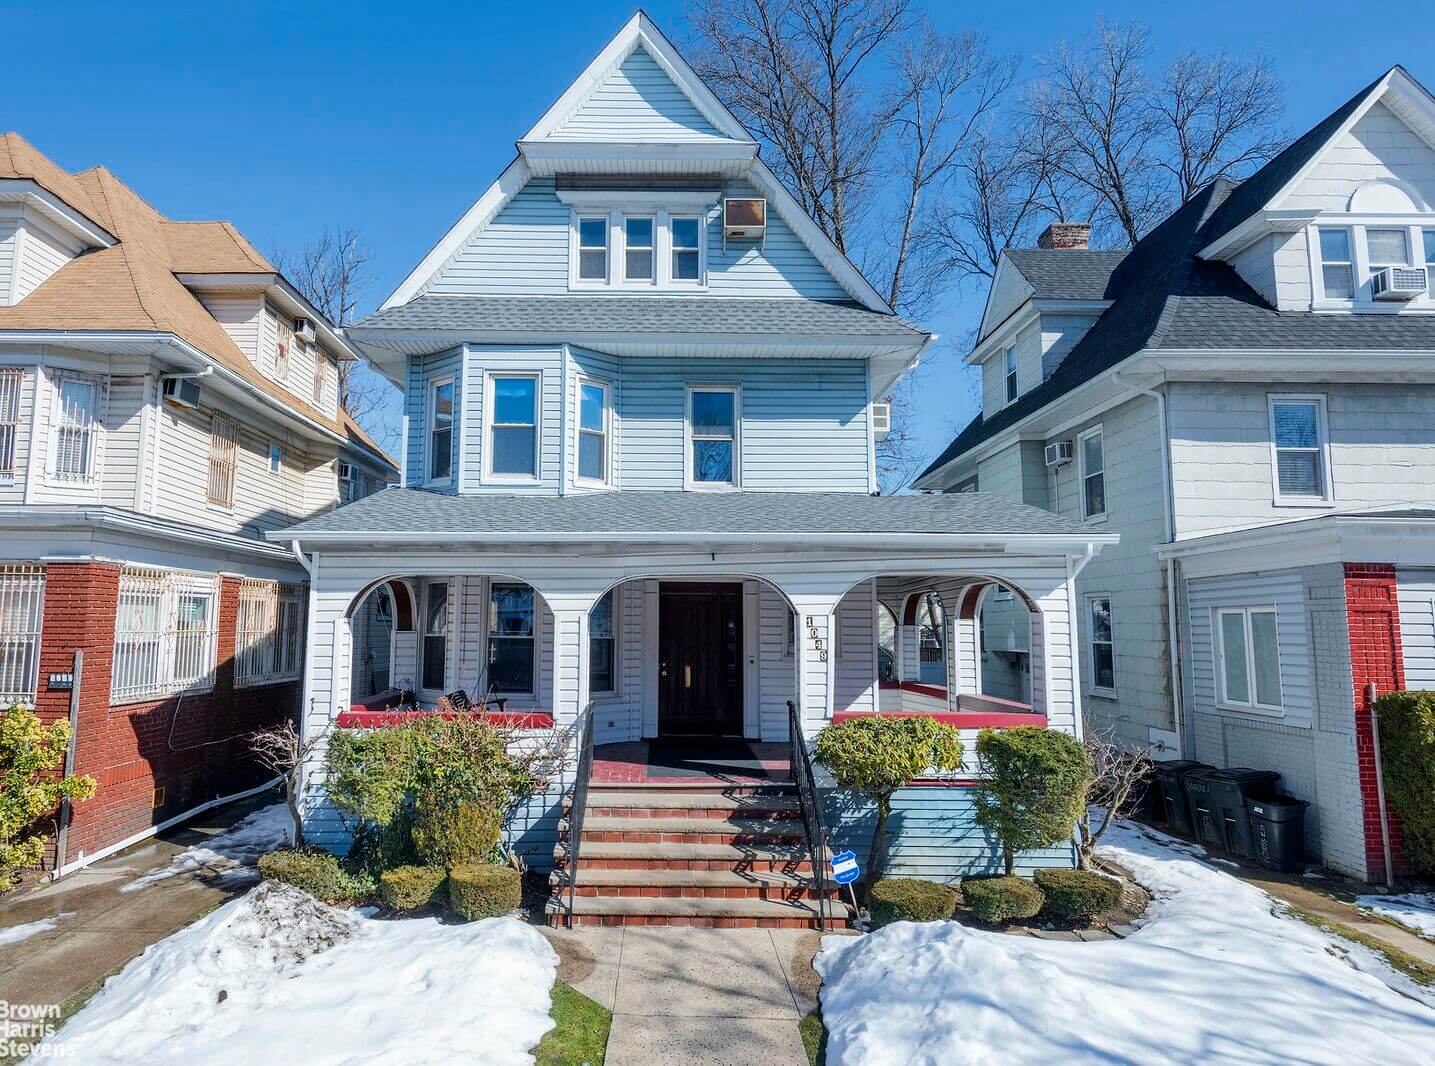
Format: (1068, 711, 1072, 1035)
(564, 706, 596, 925)
(788, 699, 830, 931)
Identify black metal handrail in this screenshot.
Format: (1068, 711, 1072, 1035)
(565, 708, 596, 924)
(788, 699, 831, 931)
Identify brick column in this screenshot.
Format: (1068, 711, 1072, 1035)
(1343, 563, 1413, 879)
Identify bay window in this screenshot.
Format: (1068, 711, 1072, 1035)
(487, 374, 539, 479)
(577, 217, 609, 282)
(1424, 228, 1435, 289)
(624, 216, 655, 282)
(488, 582, 535, 694)
(671, 217, 701, 282)
(0, 564, 44, 706)
(236, 580, 306, 687)
(51, 373, 102, 484)
(427, 377, 454, 483)
(577, 379, 609, 484)
(1216, 606, 1282, 712)
(687, 385, 738, 488)
(0, 368, 23, 481)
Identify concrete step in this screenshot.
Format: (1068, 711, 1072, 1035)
(553, 866, 835, 900)
(577, 791, 802, 820)
(589, 781, 795, 796)
(557, 838, 813, 873)
(577, 815, 807, 845)
(563, 892, 851, 928)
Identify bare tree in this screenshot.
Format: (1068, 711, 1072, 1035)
(1076, 729, 1153, 868)
(249, 720, 329, 848)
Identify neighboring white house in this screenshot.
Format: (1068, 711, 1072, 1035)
(278, 12, 1116, 927)
(916, 66, 1435, 881)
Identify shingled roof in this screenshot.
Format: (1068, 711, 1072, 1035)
(1003, 249, 1129, 302)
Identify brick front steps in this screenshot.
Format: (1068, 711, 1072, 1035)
(549, 781, 849, 928)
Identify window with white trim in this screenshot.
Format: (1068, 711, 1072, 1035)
(590, 589, 616, 695)
(1004, 347, 1018, 404)
(488, 582, 535, 694)
(1087, 595, 1115, 693)
(312, 361, 325, 405)
(1424, 228, 1435, 290)
(577, 216, 609, 282)
(1367, 227, 1411, 276)
(1078, 427, 1105, 520)
(427, 377, 454, 483)
(235, 580, 306, 687)
(687, 386, 737, 487)
(1316, 227, 1354, 300)
(420, 579, 448, 692)
(624, 216, 655, 283)
(0, 564, 45, 706)
(1269, 396, 1329, 501)
(207, 414, 239, 507)
(0, 369, 23, 481)
(577, 380, 609, 484)
(671, 217, 702, 282)
(488, 374, 539, 479)
(1216, 606, 1282, 712)
(112, 568, 218, 703)
(268, 443, 283, 476)
(50, 373, 102, 484)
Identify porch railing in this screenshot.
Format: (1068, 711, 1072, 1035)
(564, 707, 596, 925)
(787, 699, 830, 931)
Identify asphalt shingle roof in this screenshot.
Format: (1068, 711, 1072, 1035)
(352, 296, 926, 338)
(1004, 249, 1129, 302)
(277, 488, 1095, 539)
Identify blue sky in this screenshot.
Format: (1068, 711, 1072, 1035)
(6, 2, 1431, 467)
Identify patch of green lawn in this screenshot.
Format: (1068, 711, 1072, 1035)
(533, 981, 611, 1066)
(800, 1008, 827, 1066)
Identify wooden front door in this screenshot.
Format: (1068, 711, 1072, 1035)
(658, 582, 743, 736)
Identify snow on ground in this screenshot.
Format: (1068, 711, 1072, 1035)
(36, 882, 558, 1065)
(122, 803, 292, 892)
(1356, 892, 1435, 939)
(816, 821, 1435, 1066)
(0, 912, 72, 947)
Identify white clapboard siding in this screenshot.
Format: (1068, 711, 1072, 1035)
(1283, 100, 1435, 212)
(0, 221, 16, 304)
(834, 581, 876, 715)
(197, 293, 264, 365)
(404, 348, 463, 488)
(459, 346, 564, 493)
(554, 45, 726, 143)
(13, 219, 77, 301)
(1397, 569, 1435, 689)
(97, 374, 148, 508)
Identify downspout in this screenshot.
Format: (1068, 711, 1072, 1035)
(1112, 371, 1184, 756)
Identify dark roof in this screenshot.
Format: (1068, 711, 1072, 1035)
(277, 488, 1096, 539)
(353, 296, 926, 338)
(1004, 249, 1128, 302)
(918, 68, 1435, 484)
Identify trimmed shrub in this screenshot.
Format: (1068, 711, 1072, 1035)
(257, 847, 374, 905)
(1, 705, 96, 890)
(973, 727, 1092, 875)
(961, 876, 1044, 923)
(869, 877, 958, 927)
(378, 865, 449, 912)
(412, 801, 504, 869)
(343, 810, 419, 880)
(1375, 690, 1435, 873)
(1034, 867, 1123, 920)
(448, 862, 522, 920)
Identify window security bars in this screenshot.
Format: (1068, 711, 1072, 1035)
(51, 374, 102, 483)
(208, 414, 239, 507)
(0, 565, 45, 706)
(112, 568, 218, 703)
(0, 369, 22, 480)
(236, 580, 306, 687)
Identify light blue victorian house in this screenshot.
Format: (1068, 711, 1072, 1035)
(276, 12, 1114, 926)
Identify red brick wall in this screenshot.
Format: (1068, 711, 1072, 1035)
(36, 564, 296, 862)
(1343, 563, 1414, 879)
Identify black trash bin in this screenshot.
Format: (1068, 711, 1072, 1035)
(1151, 760, 1211, 836)
(1184, 768, 1281, 858)
(1246, 796, 1309, 872)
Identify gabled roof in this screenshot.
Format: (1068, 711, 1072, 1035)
(1003, 249, 1129, 302)
(379, 11, 893, 314)
(917, 67, 1435, 485)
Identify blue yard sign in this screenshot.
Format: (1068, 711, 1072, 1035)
(829, 850, 861, 885)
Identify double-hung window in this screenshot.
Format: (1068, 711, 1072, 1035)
(577, 217, 609, 282)
(1424, 228, 1435, 291)
(1216, 606, 1282, 712)
(268, 443, 283, 476)
(1087, 595, 1115, 694)
(687, 386, 737, 488)
(590, 589, 616, 695)
(577, 380, 609, 484)
(0, 369, 22, 481)
(112, 568, 219, 703)
(0, 564, 45, 706)
(1004, 348, 1018, 404)
(207, 414, 239, 507)
(1269, 396, 1329, 502)
(1079, 427, 1106, 520)
(275, 319, 292, 383)
(488, 582, 535, 694)
(421, 580, 448, 692)
(1366, 227, 1411, 283)
(1317, 228, 1355, 300)
(488, 374, 539, 479)
(624, 216, 655, 283)
(427, 378, 454, 483)
(51, 373, 101, 484)
(671, 217, 701, 282)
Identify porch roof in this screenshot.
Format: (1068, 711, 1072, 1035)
(271, 488, 1113, 547)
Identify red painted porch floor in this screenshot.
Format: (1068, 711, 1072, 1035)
(591, 740, 792, 785)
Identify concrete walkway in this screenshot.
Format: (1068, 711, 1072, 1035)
(546, 925, 840, 1064)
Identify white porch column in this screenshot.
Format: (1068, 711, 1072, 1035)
(789, 594, 841, 739)
(547, 598, 595, 727)
(942, 586, 980, 709)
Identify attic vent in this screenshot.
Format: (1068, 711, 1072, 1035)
(871, 402, 891, 440)
(723, 198, 766, 243)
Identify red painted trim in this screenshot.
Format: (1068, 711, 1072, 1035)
(878, 679, 901, 690)
(879, 680, 949, 699)
(338, 709, 555, 730)
(833, 710, 1047, 729)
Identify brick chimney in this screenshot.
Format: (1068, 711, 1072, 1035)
(1037, 222, 1091, 250)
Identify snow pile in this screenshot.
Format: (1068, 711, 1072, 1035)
(40, 883, 558, 1065)
(0, 912, 71, 947)
(123, 803, 292, 892)
(816, 822, 1435, 1065)
(1356, 892, 1435, 939)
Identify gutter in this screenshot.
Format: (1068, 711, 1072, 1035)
(0, 506, 297, 561)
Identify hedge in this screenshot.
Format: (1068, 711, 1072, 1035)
(257, 848, 374, 906)
(1034, 868, 1122, 919)
(1375, 691, 1435, 873)
(412, 801, 504, 868)
(448, 863, 522, 920)
(961, 875, 1044, 923)
(378, 865, 449, 912)
(869, 878, 958, 927)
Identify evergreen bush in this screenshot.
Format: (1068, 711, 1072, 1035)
(1375, 691, 1435, 872)
(257, 847, 374, 905)
(869, 877, 958, 926)
(378, 865, 449, 911)
(1034, 867, 1123, 919)
(961, 875, 1045, 923)
(973, 727, 1092, 875)
(448, 863, 522, 920)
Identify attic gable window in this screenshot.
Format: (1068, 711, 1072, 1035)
(564, 200, 712, 291)
(624, 216, 655, 282)
(578, 217, 609, 282)
(1004, 348, 1018, 404)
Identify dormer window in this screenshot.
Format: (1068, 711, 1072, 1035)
(578, 217, 609, 282)
(1312, 214, 1433, 308)
(1317, 228, 1354, 300)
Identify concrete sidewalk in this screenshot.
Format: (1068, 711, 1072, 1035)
(545, 924, 842, 1064)
(0, 792, 276, 1013)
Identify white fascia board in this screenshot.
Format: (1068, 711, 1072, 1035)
(1197, 209, 1320, 260)
(381, 157, 531, 310)
(967, 303, 1040, 365)
(1384, 67, 1435, 153)
(0, 179, 115, 247)
(524, 141, 756, 172)
(1157, 514, 1435, 576)
(976, 254, 1034, 341)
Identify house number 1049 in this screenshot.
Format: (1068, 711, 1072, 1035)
(805, 615, 828, 662)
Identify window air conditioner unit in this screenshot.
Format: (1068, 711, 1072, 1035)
(723, 198, 766, 240)
(1371, 267, 1427, 301)
(1044, 440, 1074, 468)
(161, 375, 201, 409)
(871, 401, 891, 440)
(294, 317, 317, 343)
